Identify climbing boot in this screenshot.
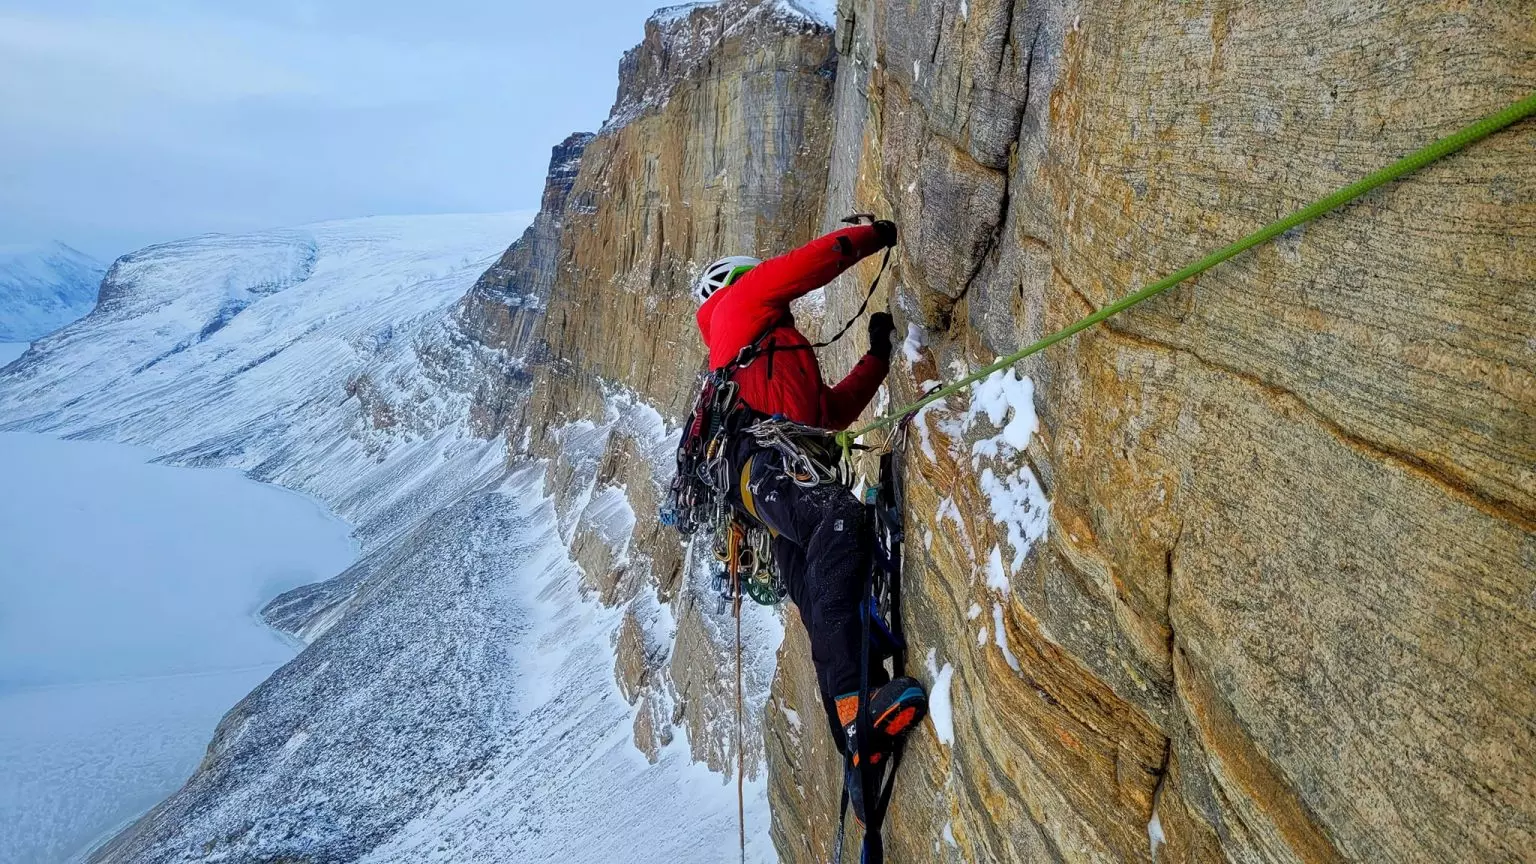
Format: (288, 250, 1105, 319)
(841, 719, 889, 828)
(836, 675, 929, 745)
(844, 758, 871, 828)
(866, 676, 927, 738)
(837, 676, 930, 826)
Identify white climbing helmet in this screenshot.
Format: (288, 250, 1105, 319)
(691, 255, 761, 304)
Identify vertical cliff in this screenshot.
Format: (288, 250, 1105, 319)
(763, 1, 1535, 863)
(457, 0, 840, 780)
(458, 1, 1532, 861)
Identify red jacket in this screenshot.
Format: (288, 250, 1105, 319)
(696, 225, 889, 429)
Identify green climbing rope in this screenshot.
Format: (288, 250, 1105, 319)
(837, 90, 1536, 449)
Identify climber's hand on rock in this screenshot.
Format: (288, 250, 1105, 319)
(873, 220, 898, 247)
(868, 312, 896, 361)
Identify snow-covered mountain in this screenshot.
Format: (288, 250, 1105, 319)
(0, 212, 772, 863)
(0, 242, 105, 342)
(0, 217, 523, 545)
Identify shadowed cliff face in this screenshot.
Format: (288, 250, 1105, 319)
(456, 133, 595, 436)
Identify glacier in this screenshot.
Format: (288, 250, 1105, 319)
(0, 432, 356, 864)
(0, 242, 105, 343)
(0, 213, 775, 863)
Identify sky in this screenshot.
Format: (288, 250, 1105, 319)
(0, 0, 670, 260)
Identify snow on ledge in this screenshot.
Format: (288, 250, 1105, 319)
(772, 0, 836, 26)
(993, 602, 1021, 673)
(649, 1, 717, 25)
(901, 323, 928, 365)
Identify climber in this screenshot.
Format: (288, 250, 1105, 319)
(691, 220, 928, 825)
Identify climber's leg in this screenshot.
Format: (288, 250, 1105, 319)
(771, 533, 842, 742)
(745, 451, 889, 739)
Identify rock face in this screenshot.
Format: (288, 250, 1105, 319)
(762, 2, 1534, 863)
(456, 133, 594, 435)
(460, 0, 840, 779)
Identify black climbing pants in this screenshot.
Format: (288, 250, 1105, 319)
(729, 440, 889, 745)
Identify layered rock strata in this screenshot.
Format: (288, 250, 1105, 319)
(766, 2, 1535, 863)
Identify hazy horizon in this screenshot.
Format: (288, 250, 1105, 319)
(0, 0, 669, 260)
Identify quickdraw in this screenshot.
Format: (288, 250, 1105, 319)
(711, 512, 785, 606)
(746, 418, 851, 489)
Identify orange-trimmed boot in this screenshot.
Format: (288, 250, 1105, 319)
(836, 676, 929, 744)
(838, 677, 927, 827)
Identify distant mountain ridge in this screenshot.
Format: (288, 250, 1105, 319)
(0, 242, 106, 342)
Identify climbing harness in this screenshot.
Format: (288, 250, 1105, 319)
(836, 91, 1536, 449)
(833, 418, 911, 864)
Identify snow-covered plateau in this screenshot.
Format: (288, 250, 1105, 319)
(0, 214, 771, 863)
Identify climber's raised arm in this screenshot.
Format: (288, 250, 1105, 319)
(727, 222, 894, 313)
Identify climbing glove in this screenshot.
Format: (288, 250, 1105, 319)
(873, 219, 898, 248)
(868, 312, 896, 361)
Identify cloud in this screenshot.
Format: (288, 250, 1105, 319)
(0, 14, 316, 104)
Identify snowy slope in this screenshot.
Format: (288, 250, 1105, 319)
(0, 214, 775, 863)
(0, 242, 105, 342)
(92, 467, 775, 864)
(0, 216, 527, 549)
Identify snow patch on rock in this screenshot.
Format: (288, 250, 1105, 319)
(967, 367, 1038, 459)
(925, 648, 956, 747)
(979, 465, 1050, 572)
(985, 545, 1010, 594)
(902, 323, 928, 365)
